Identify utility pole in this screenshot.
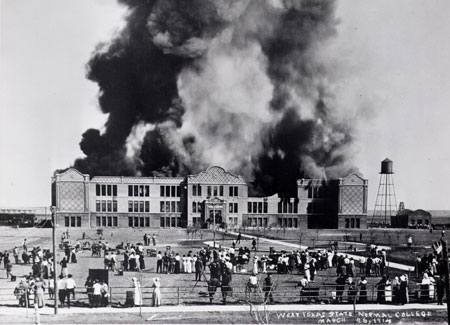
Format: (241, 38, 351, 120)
(213, 204, 216, 249)
(50, 206, 58, 315)
(440, 239, 450, 324)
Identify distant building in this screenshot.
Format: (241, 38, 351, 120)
(391, 209, 432, 228)
(51, 167, 368, 230)
(0, 207, 49, 226)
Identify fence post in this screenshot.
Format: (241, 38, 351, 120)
(25, 290, 29, 318)
(177, 287, 180, 305)
(109, 287, 112, 306)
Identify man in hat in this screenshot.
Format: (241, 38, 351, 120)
(65, 274, 76, 308)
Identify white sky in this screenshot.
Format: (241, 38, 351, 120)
(1, 0, 450, 210)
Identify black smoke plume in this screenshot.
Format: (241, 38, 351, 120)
(68, 0, 359, 197)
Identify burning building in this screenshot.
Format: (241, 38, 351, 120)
(51, 166, 367, 229)
(56, 0, 367, 229)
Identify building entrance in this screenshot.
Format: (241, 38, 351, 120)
(205, 198, 225, 228)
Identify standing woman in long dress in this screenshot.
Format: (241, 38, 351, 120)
(152, 277, 161, 307)
(186, 254, 192, 274)
(191, 255, 196, 273)
(253, 255, 259, 275)
(182, 255, 187, 273)
(132, 277, 142, 306)
(174, 254, 181, 274)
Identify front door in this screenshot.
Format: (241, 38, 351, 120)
(208, 209, 222, 225)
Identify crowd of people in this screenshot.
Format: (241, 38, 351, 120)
(2, 230, 449, 309)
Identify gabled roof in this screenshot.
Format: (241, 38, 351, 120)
(55, 168, 89, 182)
(187, 166, 246, 185)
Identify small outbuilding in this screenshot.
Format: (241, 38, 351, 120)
(391, 209, 431, 228)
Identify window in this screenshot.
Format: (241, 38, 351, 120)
(140, 201, 144, 212)
(177, 186, 181, 197)
(294, 203, 298, 214)
(294, 218, 298, 228)
(258, 202, 262, 213)
(102, 201, 106, 212)
(248, 202, 252, 213)
(264, 218, 268, 227)
(165, 201, 170, 212)
(140, 217, 144, 227)
(107, 201, 112, 212)
(172, 217, 176, 227)
(96, 184, 100, 196)
(145, 185, 149, 197)
(128, 217, 133, 227)
(128, 201, 133, 213)
(219, 186, 223, 196)
(166, 186, 171, 197)
(213, 186, 218, 196)
(160, 217, 165, 227)
(134, 217, 139, 227)
(96, 217, 101, 227)
(160, 186, 165, 197)
(229, 203, 233, 213)
(171, 186, 176, 197)
(356, 218, 360, 228)
(107, 185, 112, 196)
(108, 216, 112, 227)
(96, 201, 100, 212)
(65, 217, 69, 227)
(134, 201, 138, 212)
(229, 186, 238, 197)
(113, 185, 117, 197)
(71, 217, 76, 227)
(113, 200, 117, 212)
(138, 185, 143, 197)
(258, 218, 263, 227)
(102, 185, 106, 196)
(351, 218, 355, 228)
(278, 202, 282, 213)
(193, 184, 202, 196)
(263, 202, 268, 213)
(288, 218, 293, 228)
(113, 217, 118, 227)
(176, 202, 180, 213)
(145, 201, 149, 213)
(234, 217, 238, 225)
(134, 185, 139, 197)
(253, 202, 257, 214)
(102, 216, 106, 227)
(288, 202, 293, 213)
(207, 186, 212, 197)
(345, 218, 350, 228)
(160, 202, 165, 212)
(128, 185, 133, 197)
(171, 201, 176, 213)
(145, 217, 150, 227)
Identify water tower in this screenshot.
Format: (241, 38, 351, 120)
(372, 158, 398, 225)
